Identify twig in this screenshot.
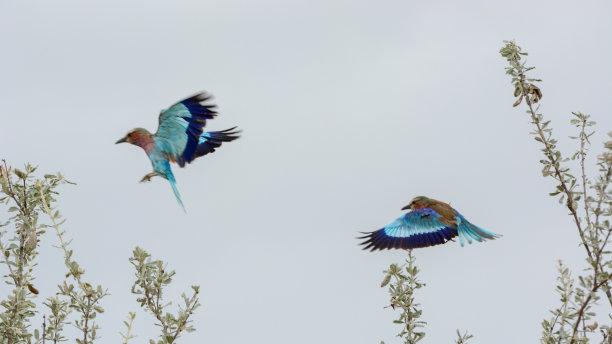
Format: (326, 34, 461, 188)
(171, 291, 200, 343)
(571, 278, 610, 342)
(121, 312, 136, 344)
(509, 46, 611, 308)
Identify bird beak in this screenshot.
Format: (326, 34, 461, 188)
(115, 137, 127, 144)
(401, 204, 411, 211)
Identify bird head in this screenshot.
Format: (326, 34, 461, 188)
(401, 196, 430, 210)
(115, 128, 152, 146)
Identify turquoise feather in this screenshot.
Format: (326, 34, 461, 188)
(116, 92, 240, 210)
(358, 196, 501, 250)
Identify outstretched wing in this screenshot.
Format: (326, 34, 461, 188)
(358, 208, 458, 251)
(195, 127, 241, 158)
(155, 92, 218, 166)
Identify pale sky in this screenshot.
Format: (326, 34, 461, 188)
(1, 1, 611, 343)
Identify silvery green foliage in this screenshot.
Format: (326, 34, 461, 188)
(130, 247, 201, 344)
(380, 251, 426, 344)
(454, 330, 474, 344)
(540, 261, 612, 344)
(379, 252, 475, 343)
(0, 287, 35, 344)
(0, 162, 65, 344)
(43, 297, 70, 343)
(379, 252, 475, 344)
(541, 261, 582, 343)
(120, 312, 137, 344)
(0, 162, 109, 344)
(0, 163, 201, 344)
(38, 174, 109, 344)
(501, 41, 611, 344)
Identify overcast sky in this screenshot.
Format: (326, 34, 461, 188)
(1, 0, 611, 343)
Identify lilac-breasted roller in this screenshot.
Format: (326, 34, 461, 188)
(116, 92, 240, 210)
(358, 196, 500, 250)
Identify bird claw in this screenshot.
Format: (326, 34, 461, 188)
(140, 173, 157, 183)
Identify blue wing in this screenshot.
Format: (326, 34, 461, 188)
(359, 208, 458, 250)
(195, 127, 241, 158)
(155, 92, 218, 167)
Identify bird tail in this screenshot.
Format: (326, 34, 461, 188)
(457, 217, 500, 247)
(167, 174, 186, 212)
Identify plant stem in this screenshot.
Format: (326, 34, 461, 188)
(518, 71, 612, 307)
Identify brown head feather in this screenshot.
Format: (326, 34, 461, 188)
(123, 128, 155, 152)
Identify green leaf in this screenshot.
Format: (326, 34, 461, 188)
(14, 169, 26, 179)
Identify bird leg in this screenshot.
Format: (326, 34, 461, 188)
(140, 172, 159, 183)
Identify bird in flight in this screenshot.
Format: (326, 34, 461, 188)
(358, 196, 500, 250)
(116, 92, 240, 211)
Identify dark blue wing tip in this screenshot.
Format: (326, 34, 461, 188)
(182, 92, 218, 118)
(219, 126, 241, 135)
(358, 227, 458, 251)
(179, 92, 223, 163)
